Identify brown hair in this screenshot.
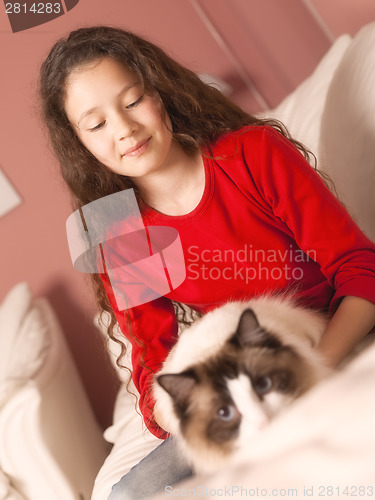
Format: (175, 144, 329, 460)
(39, 25, 319, 405)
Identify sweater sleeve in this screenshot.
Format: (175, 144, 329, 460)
(100, 270, 177, 438)
(244, 126, 375, 313)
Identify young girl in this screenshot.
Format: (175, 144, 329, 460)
(40, 26, 375, 499)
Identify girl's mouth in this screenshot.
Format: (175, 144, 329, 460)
(122, 137, 151, 157)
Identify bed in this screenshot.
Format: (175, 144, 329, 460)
(0, 21, 374, 500)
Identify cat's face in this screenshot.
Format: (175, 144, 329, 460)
(157, 308, 323, 469)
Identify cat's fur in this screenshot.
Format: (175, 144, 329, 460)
(153, 295, 331, 473)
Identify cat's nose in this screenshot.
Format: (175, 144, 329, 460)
(246, 411, 270, 431)
(241, 412, 270, 441)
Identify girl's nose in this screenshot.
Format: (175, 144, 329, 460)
(114, 112, 137, 141)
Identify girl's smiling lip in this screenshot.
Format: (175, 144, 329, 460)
(122, 137, 151, 157)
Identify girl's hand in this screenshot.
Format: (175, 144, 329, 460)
(317, 296, 375, 368)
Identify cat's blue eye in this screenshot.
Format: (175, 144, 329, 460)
(253, 376, 273, 395)
(217, 405, 236, 422)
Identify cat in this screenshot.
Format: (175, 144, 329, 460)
(152, 294, 331, 474)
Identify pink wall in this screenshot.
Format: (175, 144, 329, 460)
(309, 0, 375, 37)
(1, 0, 374, 428)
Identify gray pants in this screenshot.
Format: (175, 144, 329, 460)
(108, 438, 194, 499)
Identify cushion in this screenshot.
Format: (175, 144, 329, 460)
(0, 285, 108, 500)
(0, 283, 50, 408)
(319, 22, 375, 241)
(0, 470, 26, 500)
(0, 282, 32, 382)
(259, 34, 352, 160)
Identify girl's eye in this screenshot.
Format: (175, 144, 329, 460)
(126, 95, 144, 109)
(217, 405, 237, 422)
(253, 376, 273, 396)
(89, 121, 105, 132)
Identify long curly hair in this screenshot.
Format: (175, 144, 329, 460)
(39, 25, 320, 397)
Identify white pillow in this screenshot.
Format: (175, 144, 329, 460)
(259, 34, 351, 160)
(0, 283, 32, 381)
(319, 22, 375, 242)
(0, 470, 26, 500)
(0, 283, 50, 408)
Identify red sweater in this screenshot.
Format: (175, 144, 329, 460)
(101, 126, 375, 438)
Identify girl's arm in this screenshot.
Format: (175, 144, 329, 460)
(318, 295, 375, 368)
(243, 128, 375, 366)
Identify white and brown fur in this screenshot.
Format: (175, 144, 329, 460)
(153, 295, 331, 473)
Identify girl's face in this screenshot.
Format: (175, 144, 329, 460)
(64, 57, 176, 179)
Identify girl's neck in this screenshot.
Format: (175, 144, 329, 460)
(134, 143, 205, 216)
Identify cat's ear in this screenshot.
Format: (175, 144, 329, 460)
(232, 308, 281, 349)
(157, 370, 197, 407)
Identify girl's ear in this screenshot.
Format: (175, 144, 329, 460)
(157, 370, 197, 407)
(231, 308, 282, 349)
